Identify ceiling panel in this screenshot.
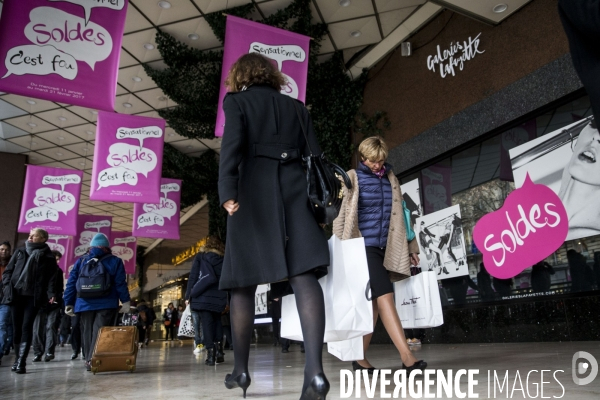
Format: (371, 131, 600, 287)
(169, 138, 208, 154)
(328, 16, 381, 50)
(133, 0, 202, 26)
(0, 94, 60, 114)
(376, 0, 426, 13)
(437, 0, 530, 24)
(36, 130, 85, 146)
(118, 65, 158, 93)
(61, 157, 93, 170)
(22, 151, 54, 164)
(35, 109, 88, 129)
(314, 0, 375, 23)
(119, 49, 139, 69)
(124, 2, 154, 33)
(121, 29, 162, 63)
(0, 121, 30, 139)
(62, 142, 95, 157)
(36, 146, 81, 161)
(379, 7, 418, 37)
(7, 135, 56, 151)
(3, 115, 57, 134)
(0, 139, 28, 153)
(65, 124, 97, 141)
(194, 0, 250, 14)
(115, 94, 154, 114)
(160, 18, 221, 51)
(134, 88, 177, 109)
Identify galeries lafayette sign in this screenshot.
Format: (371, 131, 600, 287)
(426, 33, 484, 78)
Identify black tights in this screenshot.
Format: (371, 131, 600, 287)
(230, 272, 325, 391)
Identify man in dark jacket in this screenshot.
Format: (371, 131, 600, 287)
(136, 299, 155, 347)
(63, 233, 131, 371)
(32, 250, 64, 362)
(0, 241, 13, 365)
(1, 228, 60, 374)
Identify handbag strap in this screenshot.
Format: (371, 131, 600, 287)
(292, 100, 314, 156)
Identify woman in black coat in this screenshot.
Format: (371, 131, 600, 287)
(218, 53, 330, 399)
(185, 236, 227, 366)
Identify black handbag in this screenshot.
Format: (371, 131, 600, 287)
(293, 100, 352, 224)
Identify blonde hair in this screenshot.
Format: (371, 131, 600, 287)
(225, 53, 286, 92)
(358, 136, 388, 162)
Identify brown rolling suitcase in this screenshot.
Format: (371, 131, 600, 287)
(91, 325, 138, 374)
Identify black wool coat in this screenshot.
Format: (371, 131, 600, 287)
(559, 0, 600, 122)
(218, 85, 330, 290)
(186, 251, 227, 313)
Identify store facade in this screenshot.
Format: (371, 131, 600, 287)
(361, 0, 600, 344)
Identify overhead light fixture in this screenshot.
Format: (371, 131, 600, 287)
(123, 102, 133, 108)
(31, 141, 37, 145)
(493, 4, 508, 13)
(187, 33, 199, 40)
(90, 110, 98, 115)
(58, 136, 65, 140)
(158, 1, 171, 9)
(168, 133, 175, 137)
(27, 122, 37, 127)
(79, 162, 86, 166)
(339, 0, 351, 6)
(26, 99, 36, 105)
(350, 30, 362, 37)
(86, 130, 94, 135)
(58, 116, 67, 121)
(56, 152, 63, 156)
(157, 96, 167, 102)
(30, 157, 37, 160)
(186, 145, 193, 149)
(144, 43, 155, 50)
(132, 76, 142, 82)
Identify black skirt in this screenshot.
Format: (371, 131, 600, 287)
(365, 246, 394, 299)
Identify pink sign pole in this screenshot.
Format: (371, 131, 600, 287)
(111, 231, 137, 275)
(18, 165, 83, 236)
(473, 174, 569, 279)
(0, 0, 128, 111)
(215, 15, 310, 136)
(71, 214, 113, 263)
(132, 178, 181, 240)
(91, 112, 165, 203)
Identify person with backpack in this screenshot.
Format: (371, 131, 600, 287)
(136, 299, 155, 347)
(1, 228, 61, 374)
(63, 233, 130, 372)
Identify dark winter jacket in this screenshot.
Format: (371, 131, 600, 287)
(2, 245, 61, 308)
(356, 162, 393, 248)
(63, 247, 131, 313)
(218, 85, 329, 289)
(136, 303, 155, 327)
(186, 251, 227, 313)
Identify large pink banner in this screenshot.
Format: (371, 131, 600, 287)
(473, 175, 568, 279)
(91, 112, 165, 203)
(18, 165, 82, 236)
(71, 214, 113, 263)
(132, 178, 181, 239)
(111, 231, 137, 275)
(421, 163, 452, 215)
(0, 0, 128, 111)
(48, 234, 72, 277)
(215, 15, 310, 136)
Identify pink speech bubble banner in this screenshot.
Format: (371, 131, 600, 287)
(132, 178, 181, 240)
(0, 0, 128, 111)
(473, 174, 568, 279)
(18, 165, 83, 236)
(91, 112, 165, 203)
(70, 214, 113, 266)
(111, 230, 137, 275)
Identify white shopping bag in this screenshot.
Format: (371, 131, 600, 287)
(327, 336, 364, 361)
(394, 271, 444, 329)
(280, 235, 373, 342)
(177, 305, 195, 337)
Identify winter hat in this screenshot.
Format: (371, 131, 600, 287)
(90, 233, 110, 248)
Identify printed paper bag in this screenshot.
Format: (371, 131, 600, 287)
(327, 336, 364, 361)
(394, 271, 444, 329)
(178, 306, 195, 337)
(281, 235, 373, 342)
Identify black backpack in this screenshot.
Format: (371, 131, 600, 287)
(76, 253, 113, 298)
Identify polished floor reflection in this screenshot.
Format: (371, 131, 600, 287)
(1, 340, 599, 399)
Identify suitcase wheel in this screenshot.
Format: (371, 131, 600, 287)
(129, 366, 135, 373)
(126, 359, 131, 365)
(92, 367, 98, 375)
(95, 360, 101, 366)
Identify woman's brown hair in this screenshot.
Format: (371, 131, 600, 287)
(202, 235, 225, 256)
(225, 53, 286, 92)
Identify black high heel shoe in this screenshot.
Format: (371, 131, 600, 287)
(300, 373, 330, 400)
(224, 372, 251, 398)
(352, 361, 376, 375)
(402, 360, 427, 374)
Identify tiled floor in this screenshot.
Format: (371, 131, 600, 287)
(1, 340, 599, 399)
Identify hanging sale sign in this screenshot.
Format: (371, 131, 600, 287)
(215, 15, 310, 136)
(91, 112, 165, 203)
(111, 231, 137, 275)
(0, 0, 128, 111)
(133, 178, 181, 239)
(72, 214, 113, 262)
(18, 165, 82, 236)
(473, 175, 568, 279)
(48, 234, 73, 276)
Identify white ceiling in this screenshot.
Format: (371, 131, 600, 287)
(0, 0, 530, 248)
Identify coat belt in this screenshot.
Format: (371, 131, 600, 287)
(253, 144, 299, 163)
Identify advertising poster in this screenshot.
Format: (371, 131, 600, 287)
(133, 178, 181, 239)
(509, 116, 598, 240)
(215, 15, 310, 136)
(111, 231, 137, 275)
(48, 234, 72, 277)
(421, 163, 452, 215)
(71, 214, 112, 264)
(18, 165, 83, 236)
(400, 178, 423, 234)
(91, 112, 165, 203)
(0, 0, 128, 111)
(415, 205, 468, 280)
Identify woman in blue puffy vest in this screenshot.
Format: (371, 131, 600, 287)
(63, 233, 130, 372)
(333, 136, 426, 375)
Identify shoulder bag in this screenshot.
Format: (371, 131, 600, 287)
(292, 100, 352, 225)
